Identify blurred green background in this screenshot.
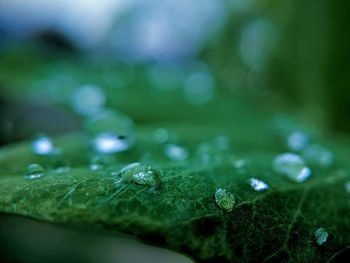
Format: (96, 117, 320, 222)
(0, 0, 349, 262)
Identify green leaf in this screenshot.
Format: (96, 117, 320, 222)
(0, 110, 349, 262)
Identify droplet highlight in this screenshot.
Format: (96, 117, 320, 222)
(249, 178, 269, 191)
(215, 188, 235, 212)
(92, 132, 130, 154)
(31, 136, 55, 155)
(273, 153, 312, 183)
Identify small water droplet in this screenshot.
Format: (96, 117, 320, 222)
(116, 162, 161, 188)
(303, 144, 334, 168)
(249, 178, 269, 191)
(314, 227, 328, 245)
(273, 153, 312, 183)
(287, 131, 309, 151)
(345, 181, 350, 193)
(232, 158, 247, 169)
(164, 144, 189, 161)
(215, 188, 235, 212)
(31, 136, 55, 155)
(184, 69, 215, 105)
(213, 135, 230, 151)
(24, 163, 45, 179)
(71, 85, 106, 116)
(54, 166, 71, 174)
(92, 132, 130, 154)
(153, 128, 169, 144)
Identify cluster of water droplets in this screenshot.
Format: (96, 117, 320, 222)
(273, 153, 312, 183)
(272, 116, 335, 183)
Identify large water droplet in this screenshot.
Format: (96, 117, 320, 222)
(164, 143, 189, 161)
(273, 153, 312, 183)
(71, 85, 106, 116)
(31, 136, 55, 155)
(303, 144, 334, 168)
(287, 131, 309, 151)
(116, 162, 161, 188)
(24, 163, 45, 179)
(314, 227, 328, 245)
(215, 188, 235, 212)
(249, 178, 269, 191)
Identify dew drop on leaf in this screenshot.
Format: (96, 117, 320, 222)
(24, 163, 45, 179)
(117, 162, 161, 188)
(273, 153, 312, 183)
(249, 178, 269, 191)
(31, 136, 55, 155)
(164, 143, 189, 161)
(215, 188, 235, 212)
(314, 227, 328, 245)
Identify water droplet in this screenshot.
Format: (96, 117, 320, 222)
(184, 69, 215, 105)
(240, 19, 277, 67)
(232, 158, 247, 169)
(153, 128, 169, 144)
(249, 178, 269, 191)
(287, 131, 309, 151)
(273, 153, 312, 183)
(54, 166, 71, 174)
(71, 85, 106, 116)
(85, 109, 135, 153)
(31, 136, 55, 155)
(164, 144, 189, 161)
(116, 162, 161, 188)
(314, 227, 328, 245)
(303, 144, 334, 168)
(89, 155, 114, 171)
(213, 135, 230, 151)
(24, 164, 45, 179)
(345, 181, 350, 193)
(92, 132, 130, 154)
(214, 188, 235, 212)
